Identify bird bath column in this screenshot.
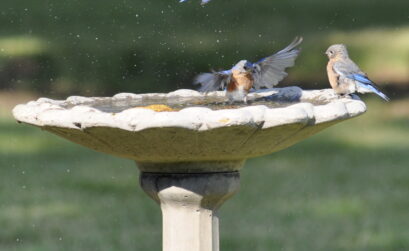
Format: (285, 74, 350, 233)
(139, 161, 242, 251)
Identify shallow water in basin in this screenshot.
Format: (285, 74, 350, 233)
(92, 96, 301, 113)
(62, 93, 330, 113)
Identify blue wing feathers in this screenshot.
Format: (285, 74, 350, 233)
(179, 0, 211, 4)
(255, 57, 266, 64)
(350, 74, 372, 84)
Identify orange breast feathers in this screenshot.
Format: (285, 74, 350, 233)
(326, 60, 339, 89)
(227, 71, 254, 92)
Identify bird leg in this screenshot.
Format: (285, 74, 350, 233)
(243, 96, 248, 104)
(338, 93, 351, 99)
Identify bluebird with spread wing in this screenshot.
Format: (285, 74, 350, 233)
(326, 44, 389, 101)
(179, 0, 212, 5)
(193, 37, 303, 103)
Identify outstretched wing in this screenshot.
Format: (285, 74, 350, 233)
(193, 70, 231, 92)
(252, 36, 303, 89)
(179, 0, 212, 5)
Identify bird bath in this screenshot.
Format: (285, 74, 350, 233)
(12, 87, 366, 251)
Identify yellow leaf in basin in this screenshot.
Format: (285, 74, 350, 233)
(137, 104, 175, 112)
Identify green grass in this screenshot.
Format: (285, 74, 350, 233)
(1, 97, 409, 250)
(0, 0, 408, 95)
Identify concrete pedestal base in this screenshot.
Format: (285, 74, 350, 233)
(140, 171, 240, 251)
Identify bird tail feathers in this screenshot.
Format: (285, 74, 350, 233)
(356, 82, 390, 101)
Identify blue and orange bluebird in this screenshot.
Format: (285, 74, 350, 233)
(193, 37, 303, 103)
(179, 0, 211, 5)
(326, 44, 389, 101)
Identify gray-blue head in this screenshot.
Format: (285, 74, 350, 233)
(232, 60, 254, 73)
(326, 44, 349, 59)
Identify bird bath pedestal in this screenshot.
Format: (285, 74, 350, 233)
(12, 87, 366, 251)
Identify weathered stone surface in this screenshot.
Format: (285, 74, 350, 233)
(12, 87, 366, 167)
(12, 87, 367, 251)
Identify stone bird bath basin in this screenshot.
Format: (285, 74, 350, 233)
(13, 87, 366, 251)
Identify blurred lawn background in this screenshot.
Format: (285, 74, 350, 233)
(1, 0, 409, 250)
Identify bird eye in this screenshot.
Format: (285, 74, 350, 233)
(243, 66, 248, 70)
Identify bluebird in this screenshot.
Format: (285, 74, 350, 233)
(179, 0, 212, 5)
(326, 44, 389, 101)
(193, 37, 303, 103)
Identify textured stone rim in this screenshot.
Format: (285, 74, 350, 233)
(12, 87, 366, 132)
